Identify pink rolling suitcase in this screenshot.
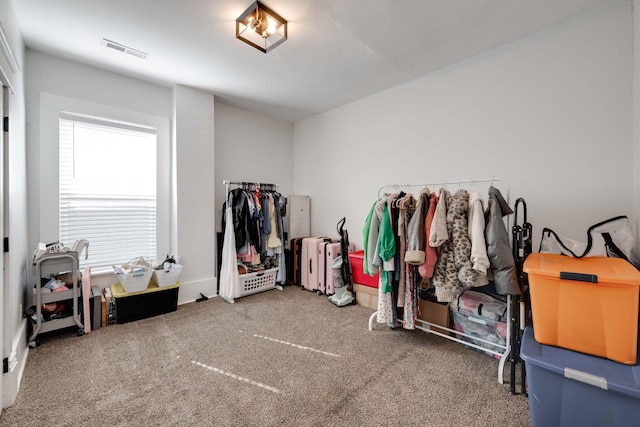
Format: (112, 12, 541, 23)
(301, 237, 330, 291)
(317, 241, 339, 295)
(318, 241, 354, 295)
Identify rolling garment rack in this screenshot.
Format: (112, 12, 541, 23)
(367, 178, 515, 385)
(219, 180, 284, 303)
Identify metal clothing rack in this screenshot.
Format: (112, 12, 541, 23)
(220, 179, 283, 304)
(223, 179, 280, 198)
(368, 177, 513, 385)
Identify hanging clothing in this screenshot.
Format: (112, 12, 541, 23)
(431, 189, 457, 302)
(398, 194, 418, 329)
(364, 201, 380, 276)
(375, 197, 396, 293)
(274, 193, 287, 284)
(221, 186, 286, 278)
(374, 195, 396, 325)
(485, 186, 521, 295)
(219, 197, 241, 300)
(450, 189, 477, 288)
(405, 188, 430, 265)
(468, 191, 490, 287)
(418, 191, 439, 279)
(267, 195, 282, 250)
(428, 188, 449, 248)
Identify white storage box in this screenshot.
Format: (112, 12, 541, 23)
(151, 266, 183, 288)
(117, 270, 152, 293)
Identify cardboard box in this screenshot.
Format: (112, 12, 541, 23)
(101, 293, 107, 327)
(418, 299, 451, 335)
(524, 253, 640, 364)
(521, 327, 640, 427)
(354, 283, 378, 310)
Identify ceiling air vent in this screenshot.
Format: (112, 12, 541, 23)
(101, 38, 148, 59)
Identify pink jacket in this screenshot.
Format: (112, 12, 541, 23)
(418, 192, 439, 278)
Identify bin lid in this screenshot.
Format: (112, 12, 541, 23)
(523, 253, 640, 285)
(111, 281, 180, 297)
(520, 327, 640, 398)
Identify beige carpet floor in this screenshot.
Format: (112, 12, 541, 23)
(0, 285, 530, 426)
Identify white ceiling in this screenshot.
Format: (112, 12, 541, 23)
(12, 0, 617, 123)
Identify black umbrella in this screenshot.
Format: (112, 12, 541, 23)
(510, 198, 532, 396)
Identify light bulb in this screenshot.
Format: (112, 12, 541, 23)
(266, 17, 276, 35)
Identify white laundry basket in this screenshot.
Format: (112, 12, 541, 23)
(238, 267, 278, 297)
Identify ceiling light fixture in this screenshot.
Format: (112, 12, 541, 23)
(236, 1, 287, 53)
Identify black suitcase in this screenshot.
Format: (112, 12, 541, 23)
(291, 237, 306, 287)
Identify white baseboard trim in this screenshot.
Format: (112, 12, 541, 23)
(177, 276, 217, 305)
(3, 319, 28, 409)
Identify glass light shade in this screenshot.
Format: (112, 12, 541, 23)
(236, 1, 287, 53)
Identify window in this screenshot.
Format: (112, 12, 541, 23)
(59, 114, 157, 270)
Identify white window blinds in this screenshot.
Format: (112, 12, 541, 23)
(59, 114, 157, 270)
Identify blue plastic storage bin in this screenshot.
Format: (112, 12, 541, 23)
(520, 327, 640, 427)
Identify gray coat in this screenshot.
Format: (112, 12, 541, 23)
(485, 186, 521, 295)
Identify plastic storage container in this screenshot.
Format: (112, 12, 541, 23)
(520, 327, 640, 427)
(111, 281, 180, 323)
(523, 253, 640, 364)
(151, 265, 183, 288)
(117, 270, 153, 293)
(450, 289, 507, 358)
(348, 250, 379, 288)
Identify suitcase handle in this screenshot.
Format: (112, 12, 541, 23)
(309, 259, 312, 274)
(560, 271, 598, 283)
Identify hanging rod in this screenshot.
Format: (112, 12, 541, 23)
(224, 180, 280, 201)
(377, 177, 509, 202)
(223, 180, 280, 188)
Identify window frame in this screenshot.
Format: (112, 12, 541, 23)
(38, 93, 171, 273)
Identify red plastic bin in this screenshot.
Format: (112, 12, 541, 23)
(348, 250, 379, 288)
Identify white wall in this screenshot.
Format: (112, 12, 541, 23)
(23, 51, 293, 304)
(173, 85, 216, 301)
(294, 1, 633, 249)
(634, 0, 640, 257)
(25, 51, 172, 256)
(214, 101, 294, 230)
(0, 0, 29, 408)
(24, 52, 224, 304)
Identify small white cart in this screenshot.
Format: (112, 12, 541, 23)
(29, 252, 84, 347)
